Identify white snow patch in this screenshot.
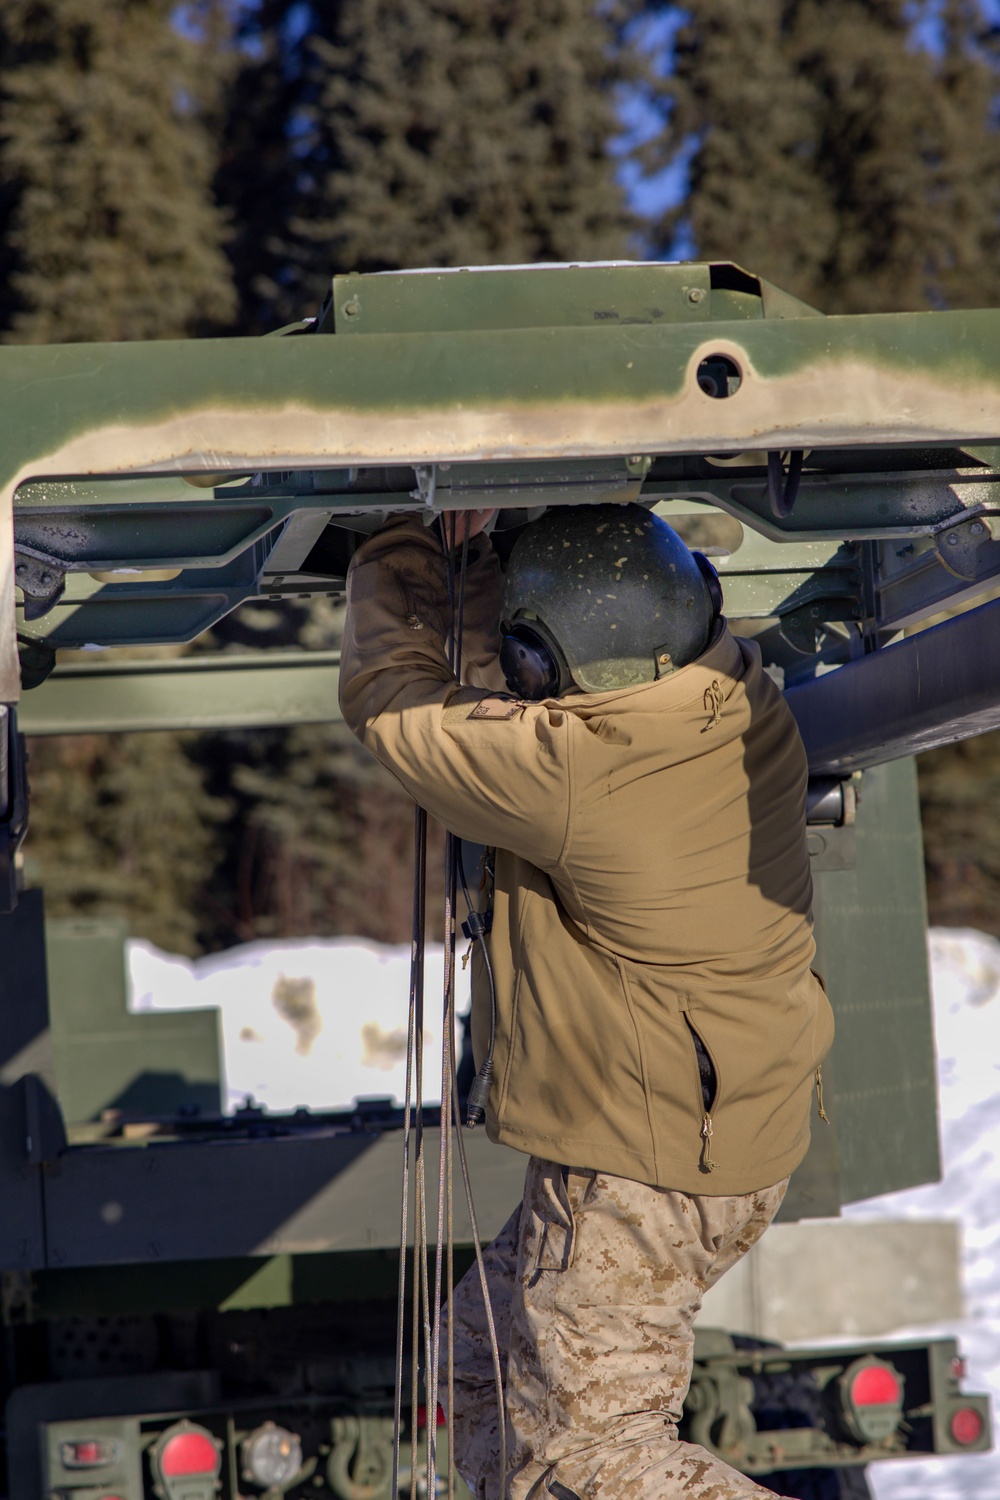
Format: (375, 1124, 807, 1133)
(844, 930, 1000, 1499)
(128, 936, 469, 1114)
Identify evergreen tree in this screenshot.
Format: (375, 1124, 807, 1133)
(649, 0, 831, 307)
(920, 730, 1000, 937)
(0, 0, 236, 342)
(198, 721, 447, 947)
(652, 0, 1000, 313)
(22, 731, 230, 955)
(214, 0, 309, 335)
(932, 0, 1000, 310)
(1, 1, 240, 947)
(220, 0, 643, 330)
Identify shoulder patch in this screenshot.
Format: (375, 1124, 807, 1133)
(468, 696, 525, 721)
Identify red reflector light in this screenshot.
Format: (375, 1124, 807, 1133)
(61, 1439, 119, 1468)
(415, 1405, 447, 1428)
(950, 1406, 984, 1446)
(850, 1364, 903, 1406)
(159, 1430, 220, 1478)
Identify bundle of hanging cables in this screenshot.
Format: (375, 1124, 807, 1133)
(390, 514, 507, 1500)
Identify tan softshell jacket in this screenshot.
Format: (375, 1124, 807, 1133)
(339, 519, 834, 1196)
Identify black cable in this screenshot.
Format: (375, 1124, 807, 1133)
(429, 816, 456, 1498)
(444, 517, 506, 1492)
(768, 449, 803, 519)
(456, 843, 496, 1127)
(449, 1064, 508, 1497)
(427, 511, 472, 1500)
(396, 514, 503, 1500)
(392, 803, 428, 1500)
(446, 516, 499, 1125)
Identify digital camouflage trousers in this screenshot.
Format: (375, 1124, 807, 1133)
(442, 1156, 787, 1500)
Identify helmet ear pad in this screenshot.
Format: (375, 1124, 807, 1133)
(499, 619, 572, 700)
(692, 551, 724, 619)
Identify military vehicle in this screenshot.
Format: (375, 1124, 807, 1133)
(2, 260, 999, 1500)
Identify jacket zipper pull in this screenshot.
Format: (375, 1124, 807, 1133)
(702, 680, 724, 730)
(700, 1113, 716, 1172)
(815, 1066, 830, 1124)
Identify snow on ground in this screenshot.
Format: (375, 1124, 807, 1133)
(128, 927, 1000, 1498)
(843, 930, 1000, 1500)
(128, 937, 470, 1113)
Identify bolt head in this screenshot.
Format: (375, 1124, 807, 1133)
(688, 288, 705, 304)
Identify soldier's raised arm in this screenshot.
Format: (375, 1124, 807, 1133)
(338, 515, 570, 865)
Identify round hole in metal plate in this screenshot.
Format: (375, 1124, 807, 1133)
(696, 353, 742, 398)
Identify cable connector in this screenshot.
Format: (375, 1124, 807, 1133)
(461, 909, 492, 941)
(465, 1059, 494, 1128)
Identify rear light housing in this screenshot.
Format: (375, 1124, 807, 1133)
(240, 1422, 304, 1491)
(838, 1356, 905, 1444)
(150, 1422, 221, 1500)
(60, 1439, 121, 1469)
(949, 1405, 986, 1447)
(415, 1405, 447, 1429)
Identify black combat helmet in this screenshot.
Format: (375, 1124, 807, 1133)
(499, 503, 720, 699)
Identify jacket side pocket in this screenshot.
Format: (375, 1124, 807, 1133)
(527, 1162, 594, 1276)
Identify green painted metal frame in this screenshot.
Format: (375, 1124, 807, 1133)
(18, 651, 342, 735)
(7, 263, 1000, 698)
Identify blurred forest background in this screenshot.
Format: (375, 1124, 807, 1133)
(5, 0, 1000, 953)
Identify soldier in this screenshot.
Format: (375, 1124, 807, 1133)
(339, 503, 834, 1500)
